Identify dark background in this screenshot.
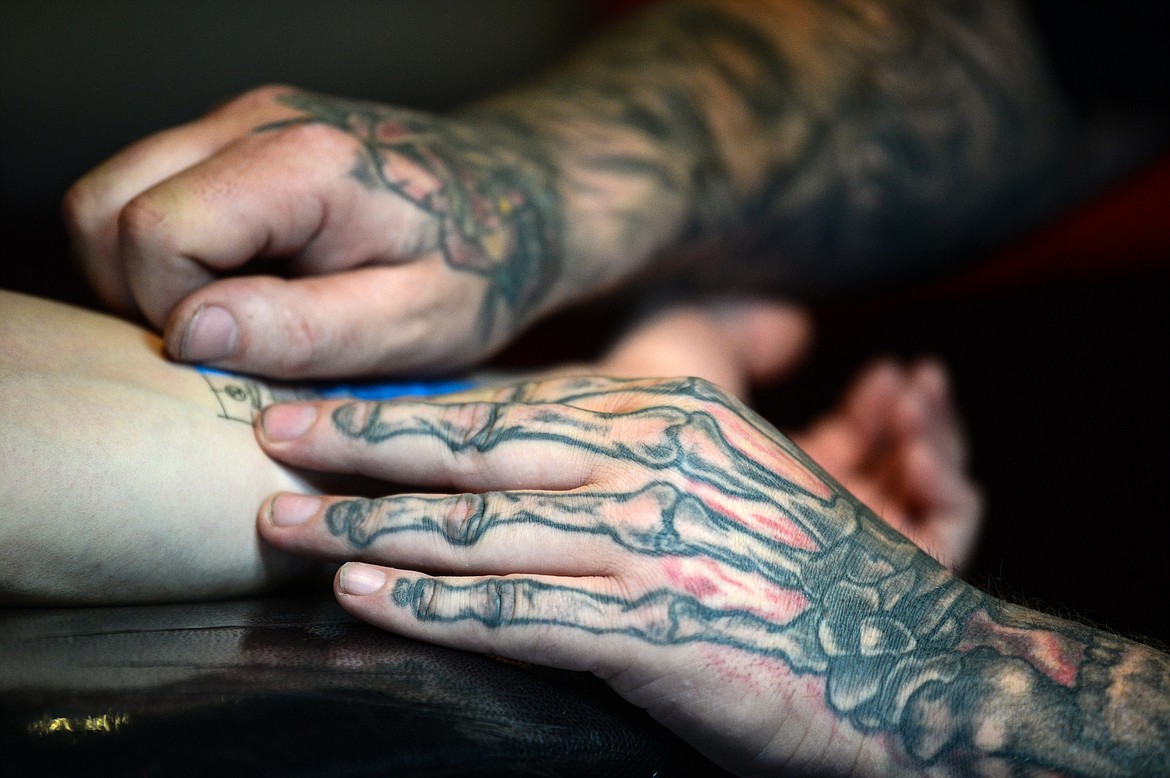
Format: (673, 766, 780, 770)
(3, 0, 1169, 648)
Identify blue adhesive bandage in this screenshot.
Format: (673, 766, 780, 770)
(195, 365, 477, 400)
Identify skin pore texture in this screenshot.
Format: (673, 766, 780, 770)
(256, 378, 1170, 776)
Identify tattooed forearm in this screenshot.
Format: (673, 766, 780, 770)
(320, 376, 1169, 774)
(248, 0, 1067, 345)
(473, 0, 1069, 295)
(903, 606, 1170, 774)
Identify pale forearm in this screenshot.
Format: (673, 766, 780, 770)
(0, 291, 320, 604)
(467, 0, 1069, 299)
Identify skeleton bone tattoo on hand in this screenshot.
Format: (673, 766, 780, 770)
(260, 375, 1170, 775)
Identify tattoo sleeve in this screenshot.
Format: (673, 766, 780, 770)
(473, 0, 1070, 297)
(319, 377, 1168, 774)
(252, 0, 1067, 340)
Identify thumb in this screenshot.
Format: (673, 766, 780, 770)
(163, 265, 489, 378)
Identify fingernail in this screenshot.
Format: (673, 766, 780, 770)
(340, 563, 386, 596)
(261, 404, 317, 441)
(183, 305, 238, 362)
(270, 493, 320, 527)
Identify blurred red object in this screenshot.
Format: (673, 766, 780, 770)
(942, 151, 1170, 294)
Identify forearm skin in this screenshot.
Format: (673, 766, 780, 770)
(0, 290, 318, 604)
(467, 0, 1070, 302)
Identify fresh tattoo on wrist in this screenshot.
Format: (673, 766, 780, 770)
(199, 366, 477, 424)
(199, 370, 292, 424)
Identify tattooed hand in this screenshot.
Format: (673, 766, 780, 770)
(65, 0, 1066, 382)
(256, 376, 1169, 776)
(64, 87, 565, 378)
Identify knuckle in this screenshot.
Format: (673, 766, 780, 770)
(397, 576, 526, 630)
(61, 178, 100, 235)
(325, 498, 380, 548)
(117, 194, 168, 247)
(249, 82, 296, 101)
(675, 376, 728, 412)
(445, 402, 504, 454)
(396, 578, 440, 621)
(259, 122, 363, 172)
(443, 493, 487, 547)
(272, 119, 347, 149)
(258, 307, 325, 377)
(330, 400, 380, 441)
(684, 375, 724, 399)
(478, 578, 521, 629)
(217, 83, 296, 116)
(60, 181, 128, 311)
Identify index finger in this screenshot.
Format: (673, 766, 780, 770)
(256, 398, 615, 491)
(118, 121, 366, 329)
(65, 85, 305, 314)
